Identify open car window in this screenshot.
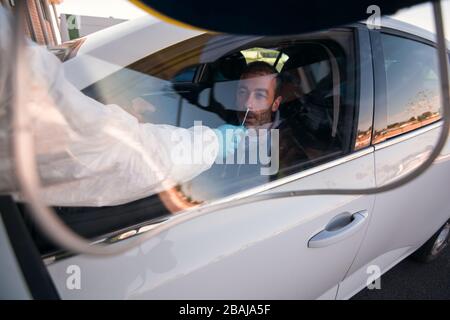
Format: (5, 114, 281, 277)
(179, 36, 356, 202)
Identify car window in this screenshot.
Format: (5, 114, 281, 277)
(374, 33, 442, 143)
(177, 38, 357, 202)
(171, 65, 198, 83)
(241, 47, 290, 71)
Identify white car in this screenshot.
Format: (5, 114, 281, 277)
(1, 15, 450, 299)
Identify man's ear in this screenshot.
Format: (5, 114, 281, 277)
(271, 96, 283, 112)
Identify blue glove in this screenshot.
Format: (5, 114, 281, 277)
(213, 124, 247, 161)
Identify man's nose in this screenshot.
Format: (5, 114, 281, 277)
(244, 94, 256, 110)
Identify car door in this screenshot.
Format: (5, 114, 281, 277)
(35, 26, 377, 299)
(338, 26, 450, 299)
(45, 156, 375, 299)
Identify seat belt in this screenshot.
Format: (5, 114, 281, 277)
(319, 44, 341, 138)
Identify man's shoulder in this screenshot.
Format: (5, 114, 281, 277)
(274, 120, 309, 159)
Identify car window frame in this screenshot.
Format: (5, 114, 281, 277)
(197, 28, 363, 148)
(181, 29, 364, 191)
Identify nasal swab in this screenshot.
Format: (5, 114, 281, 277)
(241, 108, 249, 126)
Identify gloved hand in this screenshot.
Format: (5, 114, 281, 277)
(213, 124, 247, 161)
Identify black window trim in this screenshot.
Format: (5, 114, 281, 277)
(353, 24, 375, 151)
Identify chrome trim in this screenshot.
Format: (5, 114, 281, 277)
(196, 64, 207, 82)
(44, 147, 374, 265)
(42, 217, 169, 264)
(43, 256, 55, 266)
(209, 147, 374, 205)
(379, 17, 450, 50)
(374, 121, 443, 151)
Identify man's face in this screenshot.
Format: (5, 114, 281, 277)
(236, 72, 282, 128)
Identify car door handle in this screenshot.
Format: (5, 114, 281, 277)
(308, 210, 368, 248)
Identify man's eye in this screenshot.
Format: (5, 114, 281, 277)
(256, 93, 267, 99)
(238, 89, 247, 96)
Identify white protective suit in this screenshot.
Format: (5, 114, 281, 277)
(0, 7, 219, 207)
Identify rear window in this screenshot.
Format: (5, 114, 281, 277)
(374, 33, 442, 143)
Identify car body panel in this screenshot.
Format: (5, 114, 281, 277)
(338, 125, 450, 297)
(47, 151, 375, 299)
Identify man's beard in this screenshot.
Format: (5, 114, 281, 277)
(238, 109, 274, 128)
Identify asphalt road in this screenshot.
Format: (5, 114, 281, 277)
(353, 248, 450, 299)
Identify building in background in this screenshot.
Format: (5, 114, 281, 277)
(59, 14, 126, 42)
(0, 0, 61, 46)
(0, 0, 128, 46)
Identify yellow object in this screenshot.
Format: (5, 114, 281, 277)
(129, 0, 210, 32)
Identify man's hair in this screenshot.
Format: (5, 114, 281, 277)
(241, 61, 282, 97)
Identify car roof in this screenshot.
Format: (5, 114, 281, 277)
(379, 16, 450, 47)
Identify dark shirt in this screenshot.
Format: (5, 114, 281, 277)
(179, 112, 310, 202)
